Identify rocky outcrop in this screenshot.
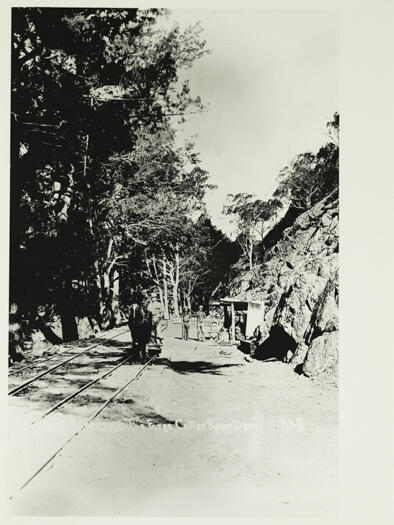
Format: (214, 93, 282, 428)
(231, 195, 339, 380)
(303, 331, 338, 378)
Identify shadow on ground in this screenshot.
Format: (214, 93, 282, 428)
(101, 404, 178, 426)
(92, 339, 131, 349)
(155, 358, 243, 375)
(11, 348, 146, 411)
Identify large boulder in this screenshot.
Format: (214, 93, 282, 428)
(302, 331, 338, 377)
(272, 272, 327, 343)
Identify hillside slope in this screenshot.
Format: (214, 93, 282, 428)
(230, 195, 339, 380)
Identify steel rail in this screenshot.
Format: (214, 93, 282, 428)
(14, 355, 156, 495)
(8, 329, 130, 396)
(30, 351, 135, 424)
(9, 347, 74, 376)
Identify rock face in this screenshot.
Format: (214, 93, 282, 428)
(303, 331, 338, 378)
(230, 195, 339, 380)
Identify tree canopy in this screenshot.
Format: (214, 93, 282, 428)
(223, 194, 283, 270)
(274, 113, 339, 211)
(10, 7, 219, 341)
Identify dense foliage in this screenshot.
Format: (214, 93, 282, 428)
(10, 7, 238, 346)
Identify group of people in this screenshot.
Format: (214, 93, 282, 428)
(128, 289, 212, 352)
(128, 292, 266, 358)
(181, 305, 207, 342)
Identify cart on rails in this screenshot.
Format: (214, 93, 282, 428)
(147, 320, 168, 356)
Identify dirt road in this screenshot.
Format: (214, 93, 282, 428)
(8, 322, 338, 517)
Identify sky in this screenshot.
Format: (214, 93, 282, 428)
(165, 9, 339, 235)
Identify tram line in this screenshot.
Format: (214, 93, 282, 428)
(8, 328, 130, 396)
(11, 354, 157, 497)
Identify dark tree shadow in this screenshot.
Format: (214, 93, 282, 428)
(133, 412, 179, 426)
(11, 347, 144, 410)
(101, 405, 178, 426)
(63, 353, 126, 367)
(93, 339, 131, 349)
(154, 358, 243, 375)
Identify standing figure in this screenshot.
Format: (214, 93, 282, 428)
(235, 312, 246, 340)
(182, 307, 191, 340)
(128, 292, 152, 361)
(147, 292, 165, 345)
(196, 305, 206, 342)
(250, 323, 264, 357)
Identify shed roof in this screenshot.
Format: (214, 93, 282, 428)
(220, 296, 265, 305)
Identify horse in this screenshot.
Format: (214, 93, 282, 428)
(128, 303, 152, 361)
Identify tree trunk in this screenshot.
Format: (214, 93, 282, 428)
(186, 291, 191, 312)
(210, 281, 222, 300)
(103, 271, 110, 297)
(179, 287, 185, 312)
(157, 286, 165, 311)
(102, 238, 114, 304)
(172, 251, 180, 317)
(151, 256, 166, 314)
(163, 278, 169, 319)
(10, 118, 25, 306)
(111, 269, 122, 326)
(161, 258, 170, 319)
(173, 284, 179, 316)
(58, 281, 79, 342)
(38, 322, 63, 345)
(93, 259, 105, 314)
(60, 311, 79, 342)
(248, 237, 253, 271)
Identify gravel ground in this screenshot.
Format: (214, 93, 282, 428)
(8, 322, 338, 517)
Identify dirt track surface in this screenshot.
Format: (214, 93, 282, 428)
(8, 322, 338, 518)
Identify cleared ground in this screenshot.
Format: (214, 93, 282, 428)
(8, 321, 338, 517)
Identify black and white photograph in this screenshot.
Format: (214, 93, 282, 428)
(4, 1, 393, 522)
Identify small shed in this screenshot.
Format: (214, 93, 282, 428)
(220, 296, 265, 342)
